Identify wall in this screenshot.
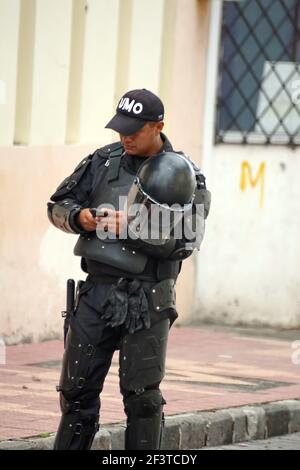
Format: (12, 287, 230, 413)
(196, 144, 300, 328)
(195, 0, 300, 328)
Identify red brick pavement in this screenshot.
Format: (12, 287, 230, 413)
(1, 325, 300, 440)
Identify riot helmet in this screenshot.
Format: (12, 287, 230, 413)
(126, 151, 196, 245)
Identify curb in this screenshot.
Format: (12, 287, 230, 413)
(1, 400, 300, 450)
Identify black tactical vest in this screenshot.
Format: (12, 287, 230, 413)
(74, 149, 149, 274)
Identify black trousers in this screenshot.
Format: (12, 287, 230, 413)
(54, 279, 170, 450)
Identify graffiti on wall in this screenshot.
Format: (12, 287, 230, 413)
(240, 161, 266, 208)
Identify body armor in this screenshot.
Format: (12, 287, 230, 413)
(73, 149, 149, 274)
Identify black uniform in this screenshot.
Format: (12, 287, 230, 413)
(47, 133, 210, 450)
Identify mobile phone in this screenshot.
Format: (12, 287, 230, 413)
(89, 208, 107, 218)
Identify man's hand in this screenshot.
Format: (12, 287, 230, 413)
(77, 208, 98, 231)
(78, 208, 127, 235)
(96, 208, 127, 236)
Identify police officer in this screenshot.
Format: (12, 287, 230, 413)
(47, 89, 210, 450)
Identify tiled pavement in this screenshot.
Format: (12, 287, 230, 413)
(1, 325, 300, 441)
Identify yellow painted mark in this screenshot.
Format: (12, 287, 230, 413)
(240, 161, 266, 207)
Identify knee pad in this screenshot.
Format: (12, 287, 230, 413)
(59, 391, 100, 417)
(123, 389, 166, 450)
(124, 389, 166, 419)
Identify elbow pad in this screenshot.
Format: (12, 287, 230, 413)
(47, 201, 83, 234)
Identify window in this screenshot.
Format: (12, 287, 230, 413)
(216, 0, 300, 145)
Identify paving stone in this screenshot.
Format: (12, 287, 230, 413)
(263, 403, 290, 438)
(243, 406, 266, 440)
(201, 411, 233, 447)
(226, 408, 248, 443)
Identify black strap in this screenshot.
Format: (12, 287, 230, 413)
(87, 274, 156, 289)
(87, 274, 122, 284)
(107, 155, 123, 182)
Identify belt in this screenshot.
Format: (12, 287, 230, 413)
(86, 275, 176, 314)
(86, 274, 158, 287)
(87, 274, 124, 284)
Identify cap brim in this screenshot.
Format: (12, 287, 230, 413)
(105, 113, 146, 136)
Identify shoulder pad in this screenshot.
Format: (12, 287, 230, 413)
(51, 154, 93, 200)
(73, 154, 93, 172)
(96, 141, 123, 159)
(195, 172, 206, 189)
(194, 186, 211, 219)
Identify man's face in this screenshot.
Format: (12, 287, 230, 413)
(119, 121, 164, 157)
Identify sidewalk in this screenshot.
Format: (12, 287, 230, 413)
(1, 324, 300, 449)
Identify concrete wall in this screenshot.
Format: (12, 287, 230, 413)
(196, 144, 300, 328)
(195, 0, 300, 328)
(164, 0, 210, 323)
(0, 145, 94, 344)
(0, 0, 20, 145)
(0, 0, 210, 343)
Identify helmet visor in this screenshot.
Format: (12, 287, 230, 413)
(125, 179, 187, 245)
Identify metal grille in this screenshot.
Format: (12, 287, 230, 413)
(216, 0, 300, 145)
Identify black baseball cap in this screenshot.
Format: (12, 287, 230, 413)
(105, 89, 164, 136)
